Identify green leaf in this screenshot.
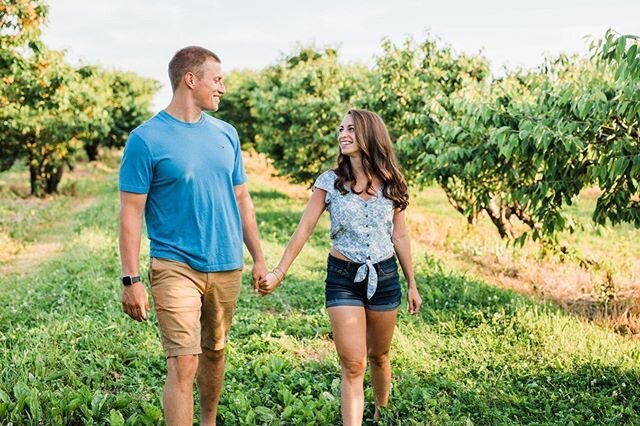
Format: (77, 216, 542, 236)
(12, 381, 29, 404)
(109, 409, 125, 426)
(616, 36, 627, 62)
(254, 406, 276, 421)
(627, 43, 638, 64)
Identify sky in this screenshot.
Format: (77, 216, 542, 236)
(40, 0, 639, 110)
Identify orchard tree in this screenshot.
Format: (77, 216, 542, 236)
(358, 36, 490, 186)
(1, 0, 158, 194)
(1, 44, 89, 195)
(0, 0, 48, 171)
(80, 68, 159, 161)
(423, 60, 599, 240)
(594, 31, 640, 227)
(1, 0, 82, 194)
(213, 69, 261, 150)
(409, 39, 637, 242)
(252, 46, 372, 184)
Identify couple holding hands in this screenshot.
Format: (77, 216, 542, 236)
(119, 46, 422, 426)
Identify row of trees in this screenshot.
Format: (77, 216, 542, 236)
(2, 1, 636, 241)
(1, 0, 159, 196)
(216, 32, 639, 243)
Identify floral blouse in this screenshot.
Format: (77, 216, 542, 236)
(313, 170, 395, 299)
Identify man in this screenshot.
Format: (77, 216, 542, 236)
(118, 46, 267, 425)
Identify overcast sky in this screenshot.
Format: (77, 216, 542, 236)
(41, 0, 639, 110)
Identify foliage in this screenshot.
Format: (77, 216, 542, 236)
(0, 0, 158, 195)
(0, 0, 47, 50)
(0, 43, 86, 196)
(251, 46, 372, 184)
(593, 31, 640, 227)
(213, 69, 262, 149)
(357, 36, 490, 185)
(415, 38, 639, 242)
(79, 67, 159, 161)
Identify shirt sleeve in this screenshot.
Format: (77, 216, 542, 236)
(231, 128, 247, 186)
(119, 132, 153, 194)
(312, 170, 335, 204)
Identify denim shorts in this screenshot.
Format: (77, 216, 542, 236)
(325, 254, 402, 311)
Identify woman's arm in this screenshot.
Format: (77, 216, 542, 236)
(392, 208, 422, 314)
(258, 188, 327, 295)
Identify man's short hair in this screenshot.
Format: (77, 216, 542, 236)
(168, 46, 221, 91)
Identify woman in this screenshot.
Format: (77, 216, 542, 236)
(259, 108, 422, 425)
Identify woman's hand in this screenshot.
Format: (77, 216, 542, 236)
(407, 286, 422, 314)
(258, 268, 284, 296)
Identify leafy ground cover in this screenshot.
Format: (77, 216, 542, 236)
(0, 156, 639, 424)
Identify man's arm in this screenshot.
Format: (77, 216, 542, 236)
(119, 191, 150, 321)
(234, 183, 267, 290)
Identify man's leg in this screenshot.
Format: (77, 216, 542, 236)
(164, 355, 199, 426)
(150, 258, 207, 426)
(199, 268, 243, 426)
(197, 348, 226, 425)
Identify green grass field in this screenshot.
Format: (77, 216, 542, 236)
(1, 158, 640, 425)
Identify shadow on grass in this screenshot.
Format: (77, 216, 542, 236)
(256, 209, 328, 248)
(383, 362, 640, 425)
(250, 189, 291, 202)
(256, 210, 300, 244)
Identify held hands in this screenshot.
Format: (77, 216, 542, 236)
(258, 266, 285, 296)
(252, 260, 269, 292)
(407, 286, 422, 315)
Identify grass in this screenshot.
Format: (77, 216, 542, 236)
(407, 179, 640, 335)
(0, 153, 639, 424)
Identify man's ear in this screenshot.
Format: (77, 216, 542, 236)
(184, 72, 196, 89)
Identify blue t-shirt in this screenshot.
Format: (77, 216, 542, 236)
(119, 110, 247, 272)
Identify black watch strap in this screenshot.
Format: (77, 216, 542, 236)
(122, 275, 141, 286)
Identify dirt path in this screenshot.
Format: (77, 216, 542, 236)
(0, 197, 96, 277)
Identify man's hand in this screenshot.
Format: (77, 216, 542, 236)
(258, 271, 283, 296)
(121, 282, 150, 321)
(252, 260, 268, 291)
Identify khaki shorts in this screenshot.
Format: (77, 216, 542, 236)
(149, 257, 243, 357)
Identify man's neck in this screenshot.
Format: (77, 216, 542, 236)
(164, 98, 203, 123)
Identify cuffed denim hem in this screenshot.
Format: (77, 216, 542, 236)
(364, 299, 401, 311)
(326, 299, 365, 309)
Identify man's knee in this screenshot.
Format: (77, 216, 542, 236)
(201, 347, 225, 362)
(167, 354, 199, 383)
(198, 348, 226, 374)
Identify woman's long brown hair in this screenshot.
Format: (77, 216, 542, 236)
(334, 109, 409, 210)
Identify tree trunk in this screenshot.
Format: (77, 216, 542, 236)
(29, 163, 41, 197)
(441, 185, 478, 225)
(485, 199, 514, 239)
(85, 143, 99, 162)
(44, 165, 64, 194)
(510, 201, 536, 229)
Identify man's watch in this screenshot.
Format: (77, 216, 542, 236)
(121, 275, 141, 286)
